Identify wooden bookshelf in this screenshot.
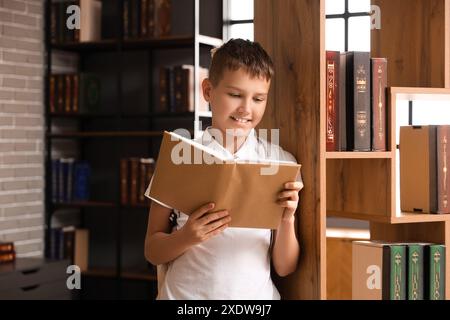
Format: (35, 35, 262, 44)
(51, 35, 223, 53)
(256, 0, 450, 300)
(52, 201, 116, 209)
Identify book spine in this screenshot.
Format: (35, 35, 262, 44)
(429, 126, 438, 213)
(57, 74, 64, 113)
(0, 251, 16, 264)
(52, 159, 60, 203)
(407, 244, 424, 300)
(66, 158, 75, 203)
(371, 58, 387, 151)
(123, 0, 130, 39)
(173, 66, 183, 112)
(51, 3, 58, 44)
(383, 245, 406, 300)
(65, 74, 72, 113)
(425, 244, 446, 300)
(339, 53, 347, 151)
(437, 125, 450, 213)
(158, 67, 168, 113)
(148, 0, 155, 37)
(0, 242, 14, 253)
(156, 0, 171, 37)
(120, 158, 129, 205)
(141, 0, 148, 37)
(346, 52, 371, 151)
(130, 158, 139, 205)
(326, 51, 340, 151)
(74, 162, 90, 201)
(50, 75, 56, 113)
(72, 74, 79, 113)
(139, 159, 147, 203)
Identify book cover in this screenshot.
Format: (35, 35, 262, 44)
(352, 241, 406, 300)
(345, 51, 371, 151)
(437, 126, 450, 213)
(148, 131, 301, 229)
(326, 51, 340, 152)
(80, 0, 102, 42)
(400, 126, 438, 213)
(424, 244, 446, 300)
(371, 58, 387, 151)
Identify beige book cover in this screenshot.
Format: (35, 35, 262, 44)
(80, 0, 102, 42)
(149, 131, 301, 229)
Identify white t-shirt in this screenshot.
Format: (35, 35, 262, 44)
(144, 127, 302, 300)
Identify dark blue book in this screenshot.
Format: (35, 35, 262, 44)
(51, 159, 60, 203)
(74, 161, 91, 201)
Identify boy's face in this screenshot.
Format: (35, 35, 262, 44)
(202, 68, 270, 138)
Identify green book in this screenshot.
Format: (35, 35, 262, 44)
(385, 245, 407, 300)
(353, 241, 406, 300)
(407, 244, 425, 300)
(425, 244, 446, 300)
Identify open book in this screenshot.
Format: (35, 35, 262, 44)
(148, 131, 301, 229)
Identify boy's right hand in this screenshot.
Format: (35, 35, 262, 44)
(180, 203, 231, 246)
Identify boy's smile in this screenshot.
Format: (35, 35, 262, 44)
(202, 67, 271, 144)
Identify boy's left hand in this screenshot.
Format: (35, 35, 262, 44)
(277, 181, 304, 220)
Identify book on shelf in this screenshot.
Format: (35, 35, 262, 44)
(371, 58, 387, 151)
(121, 157, 155, 205)
(326, 52, 387, 152)
(148, 131, 301, 229)
(47, 227, 89, 272)
(49, 73, 101, 115)
(0, 242, 15, 265)
(326, 51, 340, 152)
(400, 125, 443, 214)
(424, 244, 446, 300)
(158, 65, 209, 114)
(352, 241, 407, 300)
(52, 158, 91, 204)
(353, 241, 447, 300)
(51, 0, 101, 44)
(123, 0, 171, 39)
(437, 126, 450, 214)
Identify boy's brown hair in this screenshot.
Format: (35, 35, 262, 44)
(208, 38, 274, 86)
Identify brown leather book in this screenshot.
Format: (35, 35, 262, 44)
(72, 74, 79, 113)
(157, 67, 168, 113)
(0, 251, 15, 264)
(57, 74, 65, 113)
(345, 51, 371, 151)
(123, 0, 130, 39)
(120, 158, 129, 205)
(65, 74, 72, 113)
(437, 125, 450, 214)
(130, 158, 140, 205)
(50, 75, 56, 113)
(0, 242, 14, 253)
(156, 0, 171, 37)
(141, 0, 148, 37)
(371, 58, 388, 151)
(326, 51, 340, 151)
(139, 159, 147, 203)
(148, 0, 155, 37)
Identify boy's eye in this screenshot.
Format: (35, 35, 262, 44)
(228, 93, 241, 98)
(254, 97, 265, 103)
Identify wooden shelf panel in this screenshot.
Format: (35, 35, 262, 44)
(47, 131, 164, 138)
(53, 201, 116, 209)
(51, 35, 223, 53)
(326, 152, 393, 159)
(390, 87, 450, 101)
(328, 210, 450, 224)
(48, 111, 199, 119)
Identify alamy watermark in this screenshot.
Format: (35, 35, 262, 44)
(66, 265, 81, 290)
(371, 5, 381, 30)
(170, 127, 284, 176)
(66, 5, 81, 30)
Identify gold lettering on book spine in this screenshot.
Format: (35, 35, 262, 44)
(411, 251, 419, 300)
(356, 65, 367, 138)
(443, 135, 448, 209)
(377, 66, 383, 142)
(434, 251, 441, 300)
(394, 252, 402, 300)
(326, 61, 335, 144)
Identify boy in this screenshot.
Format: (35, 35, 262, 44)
(144, 39, 303, 299)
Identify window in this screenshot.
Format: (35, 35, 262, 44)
(224, 0, 254, 41)
(325, 0, 371, 52)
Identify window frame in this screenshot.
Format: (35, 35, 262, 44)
(223, 0, 254, 41)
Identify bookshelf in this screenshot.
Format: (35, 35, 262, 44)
(44, 0, 223, 299)
(255, 0, 450, 299)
